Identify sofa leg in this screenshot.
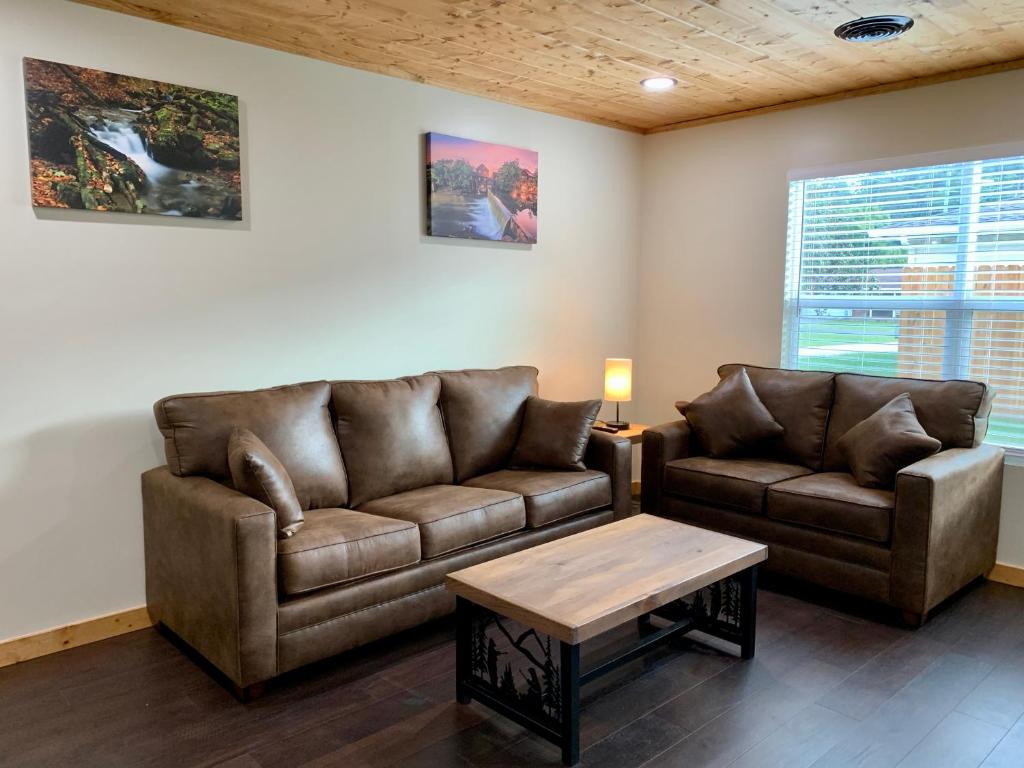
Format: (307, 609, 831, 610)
(901, 610, 927, 629)
(231, 681, 266, 702)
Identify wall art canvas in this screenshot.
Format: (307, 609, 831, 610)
(426, 133, 537, 243)
(23, 57, 242, 220)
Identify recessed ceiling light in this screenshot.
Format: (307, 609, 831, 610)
(641, 76, 677, 91)
(834, 15, 914, 42)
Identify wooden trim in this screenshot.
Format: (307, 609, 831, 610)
(989, 563, 1024, 589)
(0, 606, 153, 668)
(631, 480, 641, 496)
(646, 59, 1024, 134)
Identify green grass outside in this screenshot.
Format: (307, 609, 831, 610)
(799, 317, 898, 347)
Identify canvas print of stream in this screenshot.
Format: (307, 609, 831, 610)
(23, 58, 242, 220)
(427, 133, 537, 244)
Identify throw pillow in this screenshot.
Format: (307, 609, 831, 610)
(510, 396, 602, 471)
(683, 368, 784, 458)
(837, 393, 941, 489)
(228, 427, 305, 538)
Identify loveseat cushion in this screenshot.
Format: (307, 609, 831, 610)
(718, 364, 835, 470)
(683, 368, 784, 458)
(823, 373, 991, 470)
(837, 393, 941, 489)
(766, 472, 894, 544)
(331, 375, 453, 507)
(433, 367, 539, 482)
(358, 484, 525, 558)
(663, 457, 813, 514)
(154, 380, 349, 510)
(277, 508, 420, 595)
(464, 469, 611, 528)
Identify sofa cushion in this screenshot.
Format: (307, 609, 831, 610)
(824, 373, 991, 470)
(359, 485, 525, 558)
(683, 368, 784, 458)
(228, 428, 304, 538)
(434, 367, 539, 482)
(767, 472, 894, 544)
(464, 469, 611, 528)
(154, 380, 348, 510)
(664, 457, 813, 514)
(331, 375, 453, 507)
(837, 394, 941, 489)
(277, 508, 420, 595)
(718, 364, 835, 470)
(511, 396, 602, 470)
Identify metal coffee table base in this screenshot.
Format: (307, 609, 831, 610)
(455, 565, 758, 766)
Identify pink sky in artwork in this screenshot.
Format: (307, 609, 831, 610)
(428, 133, 538, 174)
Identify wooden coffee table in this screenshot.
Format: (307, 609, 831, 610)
(446, 514, 767, 766)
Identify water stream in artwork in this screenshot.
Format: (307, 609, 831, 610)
(83, 107, 235, 217)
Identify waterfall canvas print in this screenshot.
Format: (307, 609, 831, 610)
(23, 58, 242, 220)
(426, 133, 538, 243)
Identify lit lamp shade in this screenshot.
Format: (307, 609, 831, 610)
(604, 358, 632, 429)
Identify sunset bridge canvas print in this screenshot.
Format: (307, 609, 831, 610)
(426, 133, 537, 244)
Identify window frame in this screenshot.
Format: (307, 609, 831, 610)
(782, 145, 1024, 454)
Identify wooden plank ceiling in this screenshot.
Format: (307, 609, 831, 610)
(72, 0, 1024, 133)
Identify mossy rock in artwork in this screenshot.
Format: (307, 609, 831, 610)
(142, 101, 239, 171)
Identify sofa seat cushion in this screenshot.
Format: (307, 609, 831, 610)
(664, 457, 813, 514)
(277, 509, 421, 595)
(767, 473, 894, 544)
(358, 485, 526, 559)
(464, 469, 611, 528)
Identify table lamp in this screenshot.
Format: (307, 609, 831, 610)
(604, 358, 632, 429)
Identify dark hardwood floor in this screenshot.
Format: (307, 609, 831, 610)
(3, 577, 1024, 768)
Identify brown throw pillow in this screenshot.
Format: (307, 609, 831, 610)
(683, 368, 784, 458)
(510, 396, 602, 471)
(837, 393, 941, 489)
(228, 428, 304, 538)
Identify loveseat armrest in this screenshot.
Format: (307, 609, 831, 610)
(585, 429, 633, 520)
(891, 445, 1004, 617)
(142, 466, 278, 688)
(641, 420, 695, 515)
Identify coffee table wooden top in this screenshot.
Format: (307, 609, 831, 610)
(446, 514, 767, 644)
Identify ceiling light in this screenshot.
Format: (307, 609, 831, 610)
(641, 77, 677, 91)
(834, 15, 914, 42)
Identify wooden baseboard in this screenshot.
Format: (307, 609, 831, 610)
(0, 606, 153, 668)
(631, 480, 641, 496)
(988, 563, 1024, 588)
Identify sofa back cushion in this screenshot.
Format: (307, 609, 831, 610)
(154, 381, 348, 510)
(331, 374, 454, 507)
(434, 366, 539, 482)
(717, 364, 835, 470)
(823, 373, 992, 470)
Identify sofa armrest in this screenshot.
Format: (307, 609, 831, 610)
(585, 430, 633, 520)
(641, 420, 695, 515)
(142, 466, 278, 687)
(891, 445, 1004, 616)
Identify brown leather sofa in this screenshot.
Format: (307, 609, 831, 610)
(142, 366, 631, 695)
(642, 364, 1004, 625)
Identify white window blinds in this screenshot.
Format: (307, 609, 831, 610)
(782, 154, 1024, 450)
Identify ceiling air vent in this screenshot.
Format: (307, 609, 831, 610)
(834, 15, 914, 42)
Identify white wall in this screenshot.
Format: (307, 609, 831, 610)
(0, 0, 642, 641)
(637, 69, 1024, 567)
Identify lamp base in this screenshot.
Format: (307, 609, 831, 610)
(605, 420, 630, 430)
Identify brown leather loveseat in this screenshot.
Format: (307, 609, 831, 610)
(642, 364, 1004, 625)
(142, 366, 630, 695)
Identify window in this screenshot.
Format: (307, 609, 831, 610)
(782, 154, 1024, 450)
